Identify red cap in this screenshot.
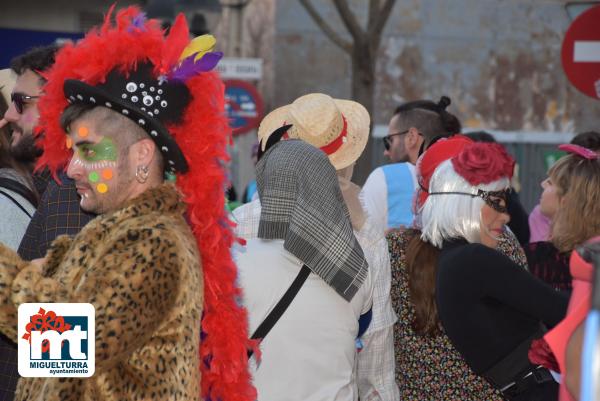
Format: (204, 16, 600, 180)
(416, 135, 474, 208)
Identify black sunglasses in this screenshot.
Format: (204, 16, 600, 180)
(383, 130, 409, 150)
(11, 92, 40, 114)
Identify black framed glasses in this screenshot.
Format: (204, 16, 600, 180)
(383, 130, 409, 150)
(11, 92, 40, 114)
(428, 189, 511, 213)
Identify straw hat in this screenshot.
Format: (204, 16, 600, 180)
(257, 93, 370, 170)
(0, 69, 15, 106)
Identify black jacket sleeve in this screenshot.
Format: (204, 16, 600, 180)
(472, 244, 568, 327)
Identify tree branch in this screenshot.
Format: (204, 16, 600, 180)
(332, 0, 365, 42)
(370, 0, 397, 41)
(299, 0, 352, 53)
(367, 0, 380, 34)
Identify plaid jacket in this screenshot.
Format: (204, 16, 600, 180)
(0, 173, 94, 401)
(17, 173, 95, 261)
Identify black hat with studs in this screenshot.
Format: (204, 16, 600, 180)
(64, 62, 191, 173)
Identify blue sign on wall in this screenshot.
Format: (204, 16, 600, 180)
(0, 28, 83, 69)
(224, 79, 264, 135)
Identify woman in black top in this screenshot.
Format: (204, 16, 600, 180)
(420, 142, 568, 401)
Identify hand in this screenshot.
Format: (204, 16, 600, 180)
(31, 257, 47, 270)
(0, 118, 8, 130)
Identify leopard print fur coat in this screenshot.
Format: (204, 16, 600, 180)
(0, 184, 203, 400)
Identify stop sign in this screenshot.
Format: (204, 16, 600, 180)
(561, 4, 600, 100)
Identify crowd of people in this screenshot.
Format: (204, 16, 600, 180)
(0, 5, 598, 401)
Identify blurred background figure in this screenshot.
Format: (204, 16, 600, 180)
(362, 96, 460, 231)
(0, 69, 36, 250)
(525, 138, 600, 295)
(3, 46, 57, 197)
(527, 146, 600, 401)
(529, 131, 600, 243)
(242, 142, 259, 203)
(4, 45, 96, 262)
(1, 44, 95, 401)
(0, 67, 38, 401)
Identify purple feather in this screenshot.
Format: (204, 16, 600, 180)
(127, 12, 147, 32)
(170, 52, 223, 81)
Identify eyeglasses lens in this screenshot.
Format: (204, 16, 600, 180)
(11, 94, 24, 114)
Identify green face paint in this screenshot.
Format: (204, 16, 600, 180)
(88, 171, 100, 182)
(77, 137, 118, 162)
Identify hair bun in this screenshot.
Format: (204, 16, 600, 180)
(437, 96, 451, 111)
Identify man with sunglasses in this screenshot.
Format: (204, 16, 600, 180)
(2, 45, 94, 262)
(0, 45, 94, 401)
(3, 45, 58, 197)
(362, 97, 461, 231)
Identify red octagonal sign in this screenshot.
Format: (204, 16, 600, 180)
(562, 5, 600, 100)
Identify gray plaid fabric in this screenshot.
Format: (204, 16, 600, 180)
(256, 140, 368, 301)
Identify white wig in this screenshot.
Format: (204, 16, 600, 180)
(421, 159, 510, 247)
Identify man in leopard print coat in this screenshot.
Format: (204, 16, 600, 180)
(0, 6, 255, 401)
(0, 182, 202, 400)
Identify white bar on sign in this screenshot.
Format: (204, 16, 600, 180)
(574, 41, 600, 62)
(216, 58, 263, 80)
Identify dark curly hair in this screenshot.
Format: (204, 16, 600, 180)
(10, 44, 60, 81)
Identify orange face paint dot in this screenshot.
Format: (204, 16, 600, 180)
(77, 126, 89, 138)
(65, 137, 73, 149)
(101, 169, 113, 180)
(96, 183, 108, 194)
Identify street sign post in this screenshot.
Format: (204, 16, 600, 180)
(224, 79, 264, 136)
(561, 4, 600, 99)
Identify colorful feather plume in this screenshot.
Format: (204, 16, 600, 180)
(127, 12, 147, 32)
(180, 35, 217, 61)
(170, 51, 223, 82)
(170, 34, 223, 81)
(36, 6, 256, 401)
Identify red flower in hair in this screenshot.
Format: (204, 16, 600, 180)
(451, 142, 515, 185)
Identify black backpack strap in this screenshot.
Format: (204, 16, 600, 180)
(0, 177, 38, 208)
(248, 264, 311, 359)
(0, 189, 33, 219)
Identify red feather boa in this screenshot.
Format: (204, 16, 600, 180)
(36, 6, 256, 401)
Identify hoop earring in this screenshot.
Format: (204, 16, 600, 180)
(135, 165, 149, 183)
